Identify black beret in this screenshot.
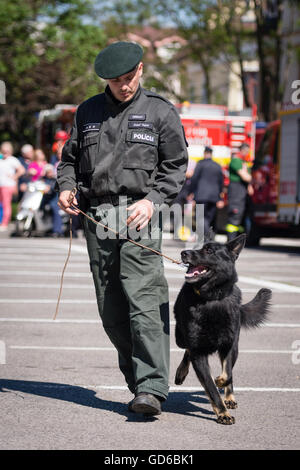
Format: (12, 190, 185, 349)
(94, 41, 143, 79)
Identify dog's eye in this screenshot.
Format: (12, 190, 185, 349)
(205, 247, 214, 255)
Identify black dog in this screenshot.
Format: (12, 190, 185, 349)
(174, 233, 272, 425)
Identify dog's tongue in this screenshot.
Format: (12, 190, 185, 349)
(185, 265, 206, 278)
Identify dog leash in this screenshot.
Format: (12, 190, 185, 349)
(53, 188, 183, 320)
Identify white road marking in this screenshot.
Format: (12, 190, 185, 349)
(10, 346, 114, 351)
(0, 340, 6, 364)
(260, 238, 300, 247)
(62, 244, 87, 254)
(2, 265, 300, 285)
(0, 270, 91, 278)
(169, 321, 300, 327)
(1, 382, 299, 393)
(0, 318, 99, 323)
(0, 299, 95, 304)
(3, 256, 300, 272)
(1, 270, 299, 293)
(0, 282, 93, 289)
(237, 261, 300, 266)
(8, 345, 299, 354)
(91, 385, 300, 392)
(0, 318, 300, 327)
(262, 322, 300, 327)
(242, 277, 300, 281)
(0, 283, 281, 293)
(238, 276, 300, 293)
(0, 248, 73, 254)
(0, 261, 88, 268)
(272, 305, 300, 309)
(168, 287, 292, 293)
(0, 257, 86, 264)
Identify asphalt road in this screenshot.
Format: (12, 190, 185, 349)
(0, 228, 299, 450)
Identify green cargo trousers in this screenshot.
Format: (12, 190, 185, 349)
(82, 197, 170, 400)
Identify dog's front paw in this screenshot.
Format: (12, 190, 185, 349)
(224, 399, 238, 409)
(217, 413, 235, 425)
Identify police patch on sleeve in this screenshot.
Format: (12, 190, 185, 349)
(126, 130, 158, 146)
(83, 123, 101, 133)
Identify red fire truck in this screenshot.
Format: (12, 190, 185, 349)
(248, 106, 300, 245)
(175, 102, 257, 237)
(37, 102, 257, 165)
(176, 102, 257, 172)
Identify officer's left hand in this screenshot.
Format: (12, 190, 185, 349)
(126, 199, 154, 230)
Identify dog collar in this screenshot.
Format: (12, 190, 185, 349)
(193, 287, 201, 296)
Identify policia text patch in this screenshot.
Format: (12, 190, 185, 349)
(126, 130, 158, 146)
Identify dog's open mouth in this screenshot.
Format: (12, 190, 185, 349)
(185, 264, 209, 280)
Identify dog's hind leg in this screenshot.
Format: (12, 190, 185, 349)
(175, 349, 190, 385)
(191, 354, 235, 425)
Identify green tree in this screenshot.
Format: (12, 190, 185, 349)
(101, 0, 254, 105)
(103, 0, 300, 120)
(0, 0, 106, 147)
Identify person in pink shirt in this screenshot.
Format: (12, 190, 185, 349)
(27, 148, 47, 182)
(0, 141, 25, 231)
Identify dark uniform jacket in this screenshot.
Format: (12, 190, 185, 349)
(188, 158, 223, 203)
(56, 86, 188, 206)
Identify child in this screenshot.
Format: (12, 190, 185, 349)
(27, 148, 47, 182)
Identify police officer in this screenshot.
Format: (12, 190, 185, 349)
(226, 143, 253, 241)
(56, 41, 188, 415)
(188, 146, 224, 236)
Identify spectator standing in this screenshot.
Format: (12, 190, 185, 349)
(50, 130, 69, 166)
(41, 164, 64, 237)
(226, 143, 253, 241)
(28, 148, 47, 182)
(55, 141, 80, 238)
(18, 144, 35, 200)
(0, 141, 25, 231)
(188, 146, 224, 237)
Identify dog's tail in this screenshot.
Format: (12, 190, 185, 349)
(240, 288, 272, 329)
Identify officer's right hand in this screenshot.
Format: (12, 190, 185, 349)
(58, 190, 80, 216)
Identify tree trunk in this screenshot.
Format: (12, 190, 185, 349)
(254, 0, 271, 121)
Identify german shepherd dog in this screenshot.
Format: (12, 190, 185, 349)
(174, 233, 272, 425)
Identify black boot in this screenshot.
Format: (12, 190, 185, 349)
(129, 393, 162, 415)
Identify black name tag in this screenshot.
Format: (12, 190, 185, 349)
(83, 123, 100, 133)
(127, 130, 158, 146)
(128, 114, 146, 121)
(128, 121, 153, 130)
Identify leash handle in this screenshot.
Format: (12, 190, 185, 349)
(68, 187, 78, 205)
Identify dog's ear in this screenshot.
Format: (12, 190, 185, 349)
(227, 233, 246, 259)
